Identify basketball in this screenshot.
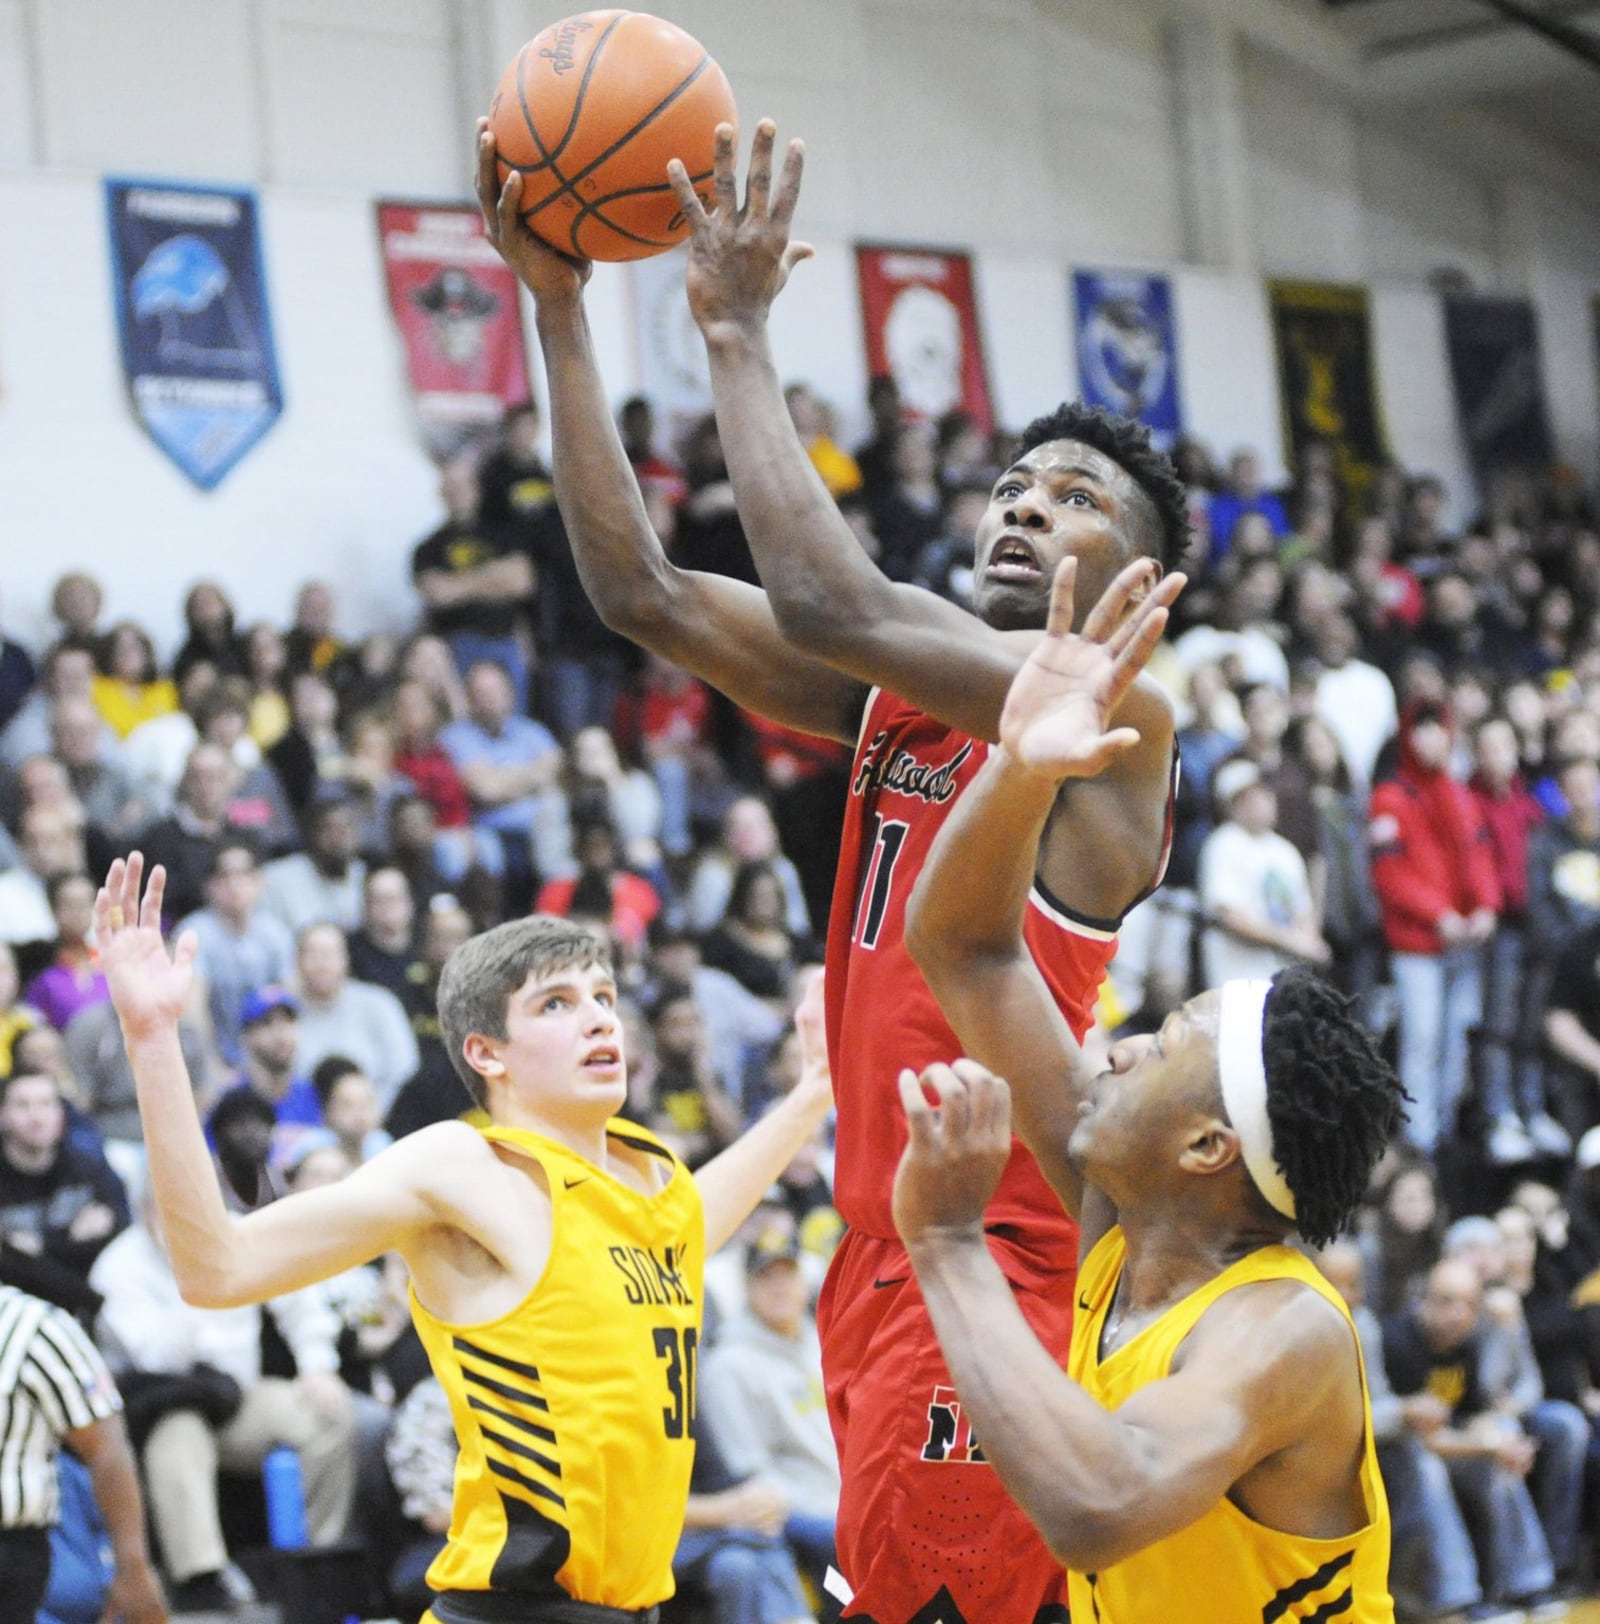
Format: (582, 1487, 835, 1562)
(486, 10, 736, 263)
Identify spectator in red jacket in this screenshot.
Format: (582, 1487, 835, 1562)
(1371, 699, 1501, 1155)
(1467, 717, 1567, 1165)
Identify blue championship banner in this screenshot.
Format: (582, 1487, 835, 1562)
(1072, 269, 1182, 446)
(106, 179, 283, 490)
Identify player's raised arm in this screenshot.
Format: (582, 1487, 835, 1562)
(98, 856, 445, 1307)
(694, 968, 833, 1253)
(889, 1062, 1361, 1573)
(905, 557, 1179, 1219)
(667, 122, 1032, 741)
(475, 123, 865, 744)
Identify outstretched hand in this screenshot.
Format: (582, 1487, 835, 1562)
(96, 854, 198, 1042)
(790, 966, 833, 1114)
(998, 558, 1185, 781)
(667, 119, 814, 340)
(475, 118, 592, 302)
(892, 1061, 1013, 1249)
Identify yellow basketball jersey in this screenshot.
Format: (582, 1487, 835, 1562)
(1066, 1228, 1394, 1623)
(410, 1119, 703, 1615)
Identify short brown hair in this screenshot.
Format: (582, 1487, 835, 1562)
(437, 915, 612, 1108)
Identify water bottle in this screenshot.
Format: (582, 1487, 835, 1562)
(262, 1445, 308, 1550)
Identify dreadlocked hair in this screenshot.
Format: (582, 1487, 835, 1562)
(1017, 401, 1192, 573)
(1260, 964, 1407, 1249)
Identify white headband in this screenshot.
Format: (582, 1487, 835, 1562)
(1217, 980, 1296, 1222)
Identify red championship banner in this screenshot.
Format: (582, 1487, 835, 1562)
(855, 244, 993, 434)
(376, 201, 531, 457)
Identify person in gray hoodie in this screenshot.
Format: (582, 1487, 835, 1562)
(703, 1226, 839, 1598)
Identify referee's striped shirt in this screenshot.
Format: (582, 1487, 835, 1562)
(0, 1283, 121, 1528)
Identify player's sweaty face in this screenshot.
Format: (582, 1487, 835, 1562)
(971, 441, 1136, 631)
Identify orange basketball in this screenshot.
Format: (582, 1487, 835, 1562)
(487, 10, 736, 263)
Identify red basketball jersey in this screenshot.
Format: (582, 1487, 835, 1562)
(826, 687, 1160, 1243)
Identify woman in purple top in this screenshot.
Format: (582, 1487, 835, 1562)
(24, 873, 110, 1030)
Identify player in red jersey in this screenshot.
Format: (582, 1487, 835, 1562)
(478, 119, 1188, 1624)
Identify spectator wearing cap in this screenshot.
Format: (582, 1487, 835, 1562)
(1197, 758, 1327, 988)
(218, 986, 320, 1149)
(261, 794, 367, 937)
(177, 839, 294, 1058)
(1370, 699, 1500, 1156)
(702, 1224, 839, 1598)
(291, 923, 419, 1110)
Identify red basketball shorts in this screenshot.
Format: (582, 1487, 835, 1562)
(816, 1226, 1076, 1624)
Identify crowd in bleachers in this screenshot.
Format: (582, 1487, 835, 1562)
(0, 370, 1598, 1622)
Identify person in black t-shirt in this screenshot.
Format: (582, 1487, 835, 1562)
(1545, 917, 1600, 1135)
(410, 455, 533, 709)
(481, 399, 637, 740)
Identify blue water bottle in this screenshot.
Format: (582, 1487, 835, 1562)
(262, 1446, 308, 1550)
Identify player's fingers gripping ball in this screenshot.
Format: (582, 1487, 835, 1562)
(487, 10, 736, 262)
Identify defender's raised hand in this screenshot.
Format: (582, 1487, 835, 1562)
(667, 119, 814, 341)
(892, 1061, 1013, 1250)
(998, 558, 1185, 781)
(96, 854, 198, 1041)
(475, 118, 592, 301)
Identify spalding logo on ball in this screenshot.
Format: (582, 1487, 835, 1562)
(488, 10, 736, 263)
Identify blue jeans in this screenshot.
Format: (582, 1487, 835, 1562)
(1380, 1437, 1482, 1613)
(674, 1527, 813, 1624)
(444, 632, 528, 714)
(1392, 946, 1483, 1154)
(539, 653, 630, 742)
(784, 1511, 836, 1603)
(1447, 1450, 1555, 1602)
(1479, 924, 1551, 1124)
(1526, 1398, 1590, 1578)
(38, 1455, 111, 1624)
